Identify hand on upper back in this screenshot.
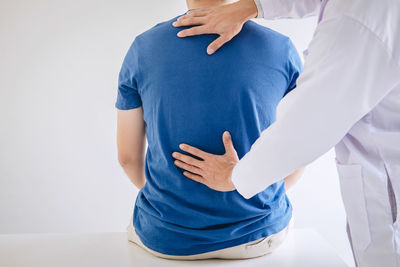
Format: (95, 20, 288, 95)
(172, 0, 258, 55)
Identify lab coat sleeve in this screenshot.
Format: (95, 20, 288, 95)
(254, 0, 321, 19)
(231, 15, 400, 199)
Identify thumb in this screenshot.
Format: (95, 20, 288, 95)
(222, 131, 235, 155)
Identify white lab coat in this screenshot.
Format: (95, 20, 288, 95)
(232, 0, 400, 266)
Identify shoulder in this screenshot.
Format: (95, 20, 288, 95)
(243, 21, 303, 72)
(242, 20, 290, 42)
(241, 21, 296, 54)
(134, 15, 180, 45)
(123, 15, 180, 59)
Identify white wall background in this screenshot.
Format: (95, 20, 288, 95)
(0, 0, 353, 266)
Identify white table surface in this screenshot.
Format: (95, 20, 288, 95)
(0, 229, 348, 267)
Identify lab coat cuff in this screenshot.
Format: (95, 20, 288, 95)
(253, 0, 265, 18)
(231, 161, 258, 199)
(256, 0, 282, 19)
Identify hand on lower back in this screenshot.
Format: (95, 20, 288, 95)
(172, 131, 239, 192)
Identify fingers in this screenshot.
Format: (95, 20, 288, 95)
(179, 144, 210, 159)
(172, 8, 210, 27)
(173, 9, 210, 25)
(222, 131, 236, 155)
(182, 171, 206, 184)
(173, 16, 207, 27)
(177, 25, 209, 37)
(186, 8, 211, 17)
(172, 152, 204, 168)
(174, 160, 203, 176)
(207, 34, 232, 55)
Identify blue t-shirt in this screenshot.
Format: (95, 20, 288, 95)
(115, 15, 302, 256)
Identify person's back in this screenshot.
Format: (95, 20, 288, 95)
(115, 13, 302, 255)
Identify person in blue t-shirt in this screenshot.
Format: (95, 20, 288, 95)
(115, 0, 304, 260)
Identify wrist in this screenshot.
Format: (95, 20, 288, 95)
(238, 0, 258, 21)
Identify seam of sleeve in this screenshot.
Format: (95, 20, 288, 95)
(115, 101, 142, 110)
(115, 38, 143, 110)
(344, 15, 400, 70)
(134, 38, 143, 95)
(286, 39, 303, 95)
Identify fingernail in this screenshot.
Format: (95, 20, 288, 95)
(172, 22, 177, 26)
(224, 131, 230, 137)
(172, 152, 177, 157)
(177, 32, 183, 37)
(207, 47, 214, 55)
(180, 144, 185, 149)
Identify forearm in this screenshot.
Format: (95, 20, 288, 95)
(255, 0, 321, 19)
(232, 16, 400, 199)
(283, 168, 304, 191)
(119, 160, 146, 190)
(116, 108, 146, 190)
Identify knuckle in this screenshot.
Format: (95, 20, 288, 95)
(184, 156, 192, 163)
(211, 40, 220, 47)
(190, 164, 197, 171)
(224, 31, 234, 39)
(188, 172, 197, 179)
(180, 29, 189, 36)
(194, 27, 202, 34)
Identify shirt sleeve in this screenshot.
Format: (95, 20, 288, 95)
(254, 0, 321, 19)
(231, 15, 400, 199)
(115, 39, 142, 110)
(283, 38, 303, 97)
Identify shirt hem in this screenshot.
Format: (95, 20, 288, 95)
(115, 102, 142, 110)
(134, 208, 292, 256)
